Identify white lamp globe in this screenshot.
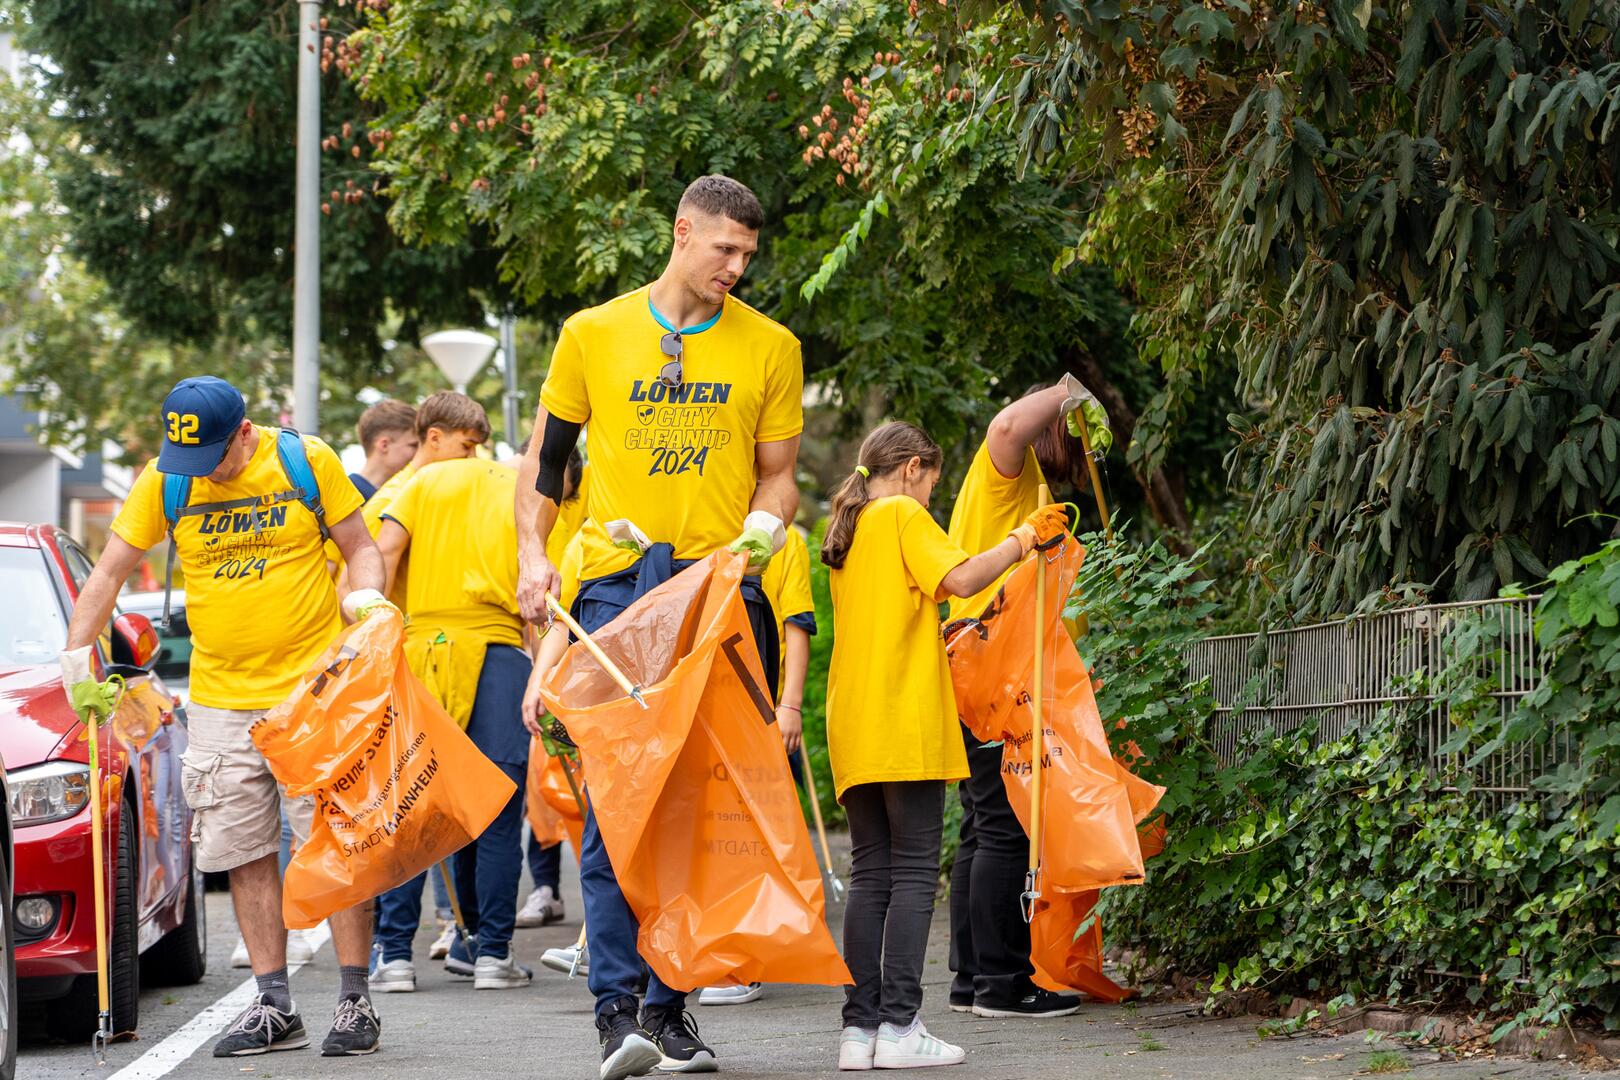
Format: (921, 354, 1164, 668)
(421, 329, 499, 392)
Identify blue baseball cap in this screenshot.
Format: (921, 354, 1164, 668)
(156, 376, 247, 477)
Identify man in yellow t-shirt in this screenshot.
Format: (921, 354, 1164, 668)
(330, 391, 491, 600)
(513, 175, 802, 1077)
(369, 457, 533, 992)
(60, 376, 388, 1057)
(943, 379, 1096, 1021)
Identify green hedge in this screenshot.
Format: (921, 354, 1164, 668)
(1081, 535, 1620, 1035)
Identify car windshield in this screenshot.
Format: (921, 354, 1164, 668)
(0, 547, 67, 666)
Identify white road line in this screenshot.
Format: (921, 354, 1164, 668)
(109, 923, 332, 1080)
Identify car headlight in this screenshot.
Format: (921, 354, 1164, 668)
(8, 761, 92, 826)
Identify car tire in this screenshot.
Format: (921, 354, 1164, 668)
(48, 804, 139, 1043)
(142, 858, 207, 986)
(0, 846, 18, 1080)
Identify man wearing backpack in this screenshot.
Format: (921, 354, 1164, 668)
(60, 376, 390, 1058)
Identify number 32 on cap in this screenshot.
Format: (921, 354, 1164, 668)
(166, 411, 201, 444)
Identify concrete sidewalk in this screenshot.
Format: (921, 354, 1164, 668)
(19, 834, 1591, 1079)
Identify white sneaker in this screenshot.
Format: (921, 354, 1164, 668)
(839, 1026, 878, 1071)
(873, 1021, 964, 1069)
(540, 943, 589, 977)
(515, 885, 566, 928)
(428, 923, 456, 960)
(474, 951, 535, 989)
(369, 958, 417, 993)
(230, 937, 250, 969)
(698, 982, 763, 1006)
(286, 930, 315, 965)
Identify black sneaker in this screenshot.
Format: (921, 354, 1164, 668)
(212, 994, 309, 1056)
(320, 994, 382, 1056)
(643, 1006, 717, 1073)
(948, 990, 974, 1013)
(971, 985, 1084, 1018)
(597, 997, 662, 1080)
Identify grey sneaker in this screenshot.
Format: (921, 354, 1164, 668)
(320, 994, 381, 1056)
(515, 885, 566, 927)
(369, 958, 417, 993)
(473, 951, 534, 989)
(212, 995, 309, 1057)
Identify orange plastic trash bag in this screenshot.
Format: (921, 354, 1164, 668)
(1029, 889, 1134, 1002)
(526, 736, 587, 856)
(947, 530, 1163, 891)
(253, 608, 517, 929)
(541, 551, 850, 990)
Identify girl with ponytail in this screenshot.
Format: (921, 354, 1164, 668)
(821, 421, 1068, 1072)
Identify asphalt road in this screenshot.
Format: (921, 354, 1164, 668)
(16, 839, 1593, 1080)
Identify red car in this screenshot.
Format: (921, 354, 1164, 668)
(0, 523, 205, 1042)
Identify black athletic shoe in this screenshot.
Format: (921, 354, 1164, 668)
(971, 985, 1084, 1018)
(320, 994, 382, 1055)
(598, 997, 662, 1080)
(212, 994, 309, 1057)
(643, 1006, 717, 1073)
(948, 990, 975, 1013)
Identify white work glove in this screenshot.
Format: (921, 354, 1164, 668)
(1059, 372, 1113, 456)
(728, 510, 787, 573)
(604, 519, 652, 554)
(341, 588, 393, 622)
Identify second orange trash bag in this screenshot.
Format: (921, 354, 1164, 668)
(253, 607, 517, 929)
(541, 551, 850, 990)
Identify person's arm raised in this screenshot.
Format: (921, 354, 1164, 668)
(985, 384, 1071, 478)
(938, 503, 1069, 599)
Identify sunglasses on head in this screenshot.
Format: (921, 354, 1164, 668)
(658, 331, 684, 389)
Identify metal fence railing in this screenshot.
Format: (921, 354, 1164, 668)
(1184, 596, 1567, 802)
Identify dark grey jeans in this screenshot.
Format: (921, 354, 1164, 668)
(841, 780, 947, 1029)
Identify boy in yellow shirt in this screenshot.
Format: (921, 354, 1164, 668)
(370, 453, 533, 991)
(819, 421, 1064, 1072)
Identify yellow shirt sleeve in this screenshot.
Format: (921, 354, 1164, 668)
(558, 530, 586, 609)
(306, 435, 366, 527)
(757, 337, 804, 442)
(110, 462, 166, 551)
(899, 503, 969, 604)
(539, 322, 590, 425)
(772, 530, 815, 622)
(378, 470, 424, 535)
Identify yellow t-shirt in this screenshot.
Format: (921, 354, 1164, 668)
(826, 496, 970, 799)
(326, 461, 418, 598)
(378, 459, 523, 645)
(539, 285, 803, 584)
(111, 426, 364, 710)
(558, 530, 586, 609)
(546, 465, 590, 568)
(945, 442, 1046, 622)
(761, 527, 816, 692)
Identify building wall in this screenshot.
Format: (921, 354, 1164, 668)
(0, 449, 61, 525)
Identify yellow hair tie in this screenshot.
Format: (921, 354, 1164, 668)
(854, 464, 870, 478)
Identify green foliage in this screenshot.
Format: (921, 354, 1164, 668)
(800, 517, 843, 827)
(921, 0, 1620, 616)
(342, 0, 1234, 529)
(13, 0, 495, 358)
(1090, 538, 1620, 1032)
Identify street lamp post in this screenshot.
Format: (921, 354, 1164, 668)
(499, 311, 521, 449)
(292, 0, 322, 432)
(421, 329, 499, 394)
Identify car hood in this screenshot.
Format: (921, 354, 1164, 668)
(0, 665, 76, 769)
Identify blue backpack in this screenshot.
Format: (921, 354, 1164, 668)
(158, 428, 330, 627)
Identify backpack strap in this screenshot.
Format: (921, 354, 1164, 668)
(159, 473, 195, 630)
(275, 428, 330, 541)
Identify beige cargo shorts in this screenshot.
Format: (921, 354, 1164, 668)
(180, 704, 314, 874)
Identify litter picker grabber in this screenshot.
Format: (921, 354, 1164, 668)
(436, 859, 476, 959)
(540, 722, 591, 977)
(567, 922, 588, 979)
(1020, 485, 1052, 924)
(545, 594, 649, 710)
(1074, 404, 1114, 545)
(83, 676, 124, 1065)
(797, 750, 845, 904)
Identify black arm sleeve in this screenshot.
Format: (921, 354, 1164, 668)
(535, 414, 583, 503)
